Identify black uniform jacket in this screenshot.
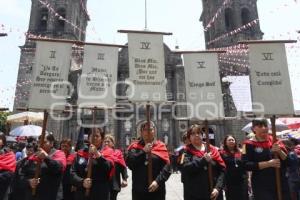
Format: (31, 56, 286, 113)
(220, 150, 247, 186)
(11, 148, 66, 200)
(70, 146, 114, 200)
(242, 136, 291, 200)
(62, 152, 77, 200)
(110, 149, 128, 192)
(179, 144, 226, 199)
(0, 148, 16, 200)
(220, 149, 248, 200)
(126, 140, 171, 194)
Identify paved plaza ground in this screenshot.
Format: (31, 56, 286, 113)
(118, 170, 184, 200)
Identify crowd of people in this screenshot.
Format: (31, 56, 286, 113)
(1, 119, 300, 200)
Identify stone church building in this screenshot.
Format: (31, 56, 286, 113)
(14, 0, 263, 149)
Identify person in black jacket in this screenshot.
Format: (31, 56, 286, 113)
(126, 121, 171, 200)
(0, 133, 16, 200)
(282, 138, 300, 200)
(14, 134, 66, 200)
(242, 118, 291, 200)
(103, 134, 128, 200)
(70, 128, 114, 200)
(220, 135, 248, 200)
(179, 124, 226, 200)
(10, 141, 38, 200)
(60, 138, 76, 200)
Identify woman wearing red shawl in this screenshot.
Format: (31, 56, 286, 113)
(9, 140, 38, 200)
(60, 138, 77, 200)
(219, 135, 248, 200)
(126, 121, 171, 200)
(104, 134, 128, 200)
(0, 133, 16, 200)
(179, 124, 226, 200)
(13, 134, 66, 200)
(242, 119, 291, 200)
(70, 127, 114, 200)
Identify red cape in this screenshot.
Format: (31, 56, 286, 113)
(52, 150, 67, 172)
(113, 149, 126, 168)
(243, 135, 287, 153)
(27, 150, 67, 172)
(219, 149, 241, 159)
(185, 144, 226, 168)
(77, 146, 115, 179)
(66, 153, 77, 165)
(128, 140, 170, 164)
(0, 151, 16, 172)
(77, 146, 114, 162)
(28, 154, 40, 162)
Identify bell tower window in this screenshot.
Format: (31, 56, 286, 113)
(56, 8, 66, 32)
(241, 8, 251, 25)
(38, 8, 48, 31)
(225, 8, 235, 31)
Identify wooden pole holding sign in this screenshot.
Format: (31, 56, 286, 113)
(146, 103, 153, 186)
(271, 115, 282, 200)
(85, 108, 96, 197)
(204, 120, 213, 193)
(118, 30, 170, 186)
(32, 110, 48, 195)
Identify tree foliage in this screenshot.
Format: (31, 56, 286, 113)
(0, 111, 10, 133)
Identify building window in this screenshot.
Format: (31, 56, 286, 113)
(241, 8, 251, 25)
(56, 8, 66, 31)
(224, 8, 234, 31)
(38, 8, 48, 31)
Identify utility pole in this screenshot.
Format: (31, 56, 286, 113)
(144, 0, 148, 30)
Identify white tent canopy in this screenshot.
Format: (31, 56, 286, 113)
(7, 112, 44, 123)
(9, 125, 44, 137)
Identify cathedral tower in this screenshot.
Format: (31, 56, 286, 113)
(14, 0, 89, 109)
(200, 0, 263, 49)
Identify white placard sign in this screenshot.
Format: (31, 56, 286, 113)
(77, 45, 119, 108)
(227, 76, 252, 112)
(248, 43, 294, 115)
(183, 53, 224, 120)
(127, 33, 167, 102)
(28, 41, 72, 110)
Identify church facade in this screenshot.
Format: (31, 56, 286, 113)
(14, 0, 263, 149)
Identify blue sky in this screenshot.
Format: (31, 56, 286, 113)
(0, 0, 299, 111)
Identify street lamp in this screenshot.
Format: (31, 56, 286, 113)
(0, 33, 8, 37)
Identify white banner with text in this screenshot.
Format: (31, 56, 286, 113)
(77, 45, 119, 108)
(127, 33, 167, 102)
(249, 43, 294, 115)
(28, 41, 72, 110)
(183, 52, 224, 120)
